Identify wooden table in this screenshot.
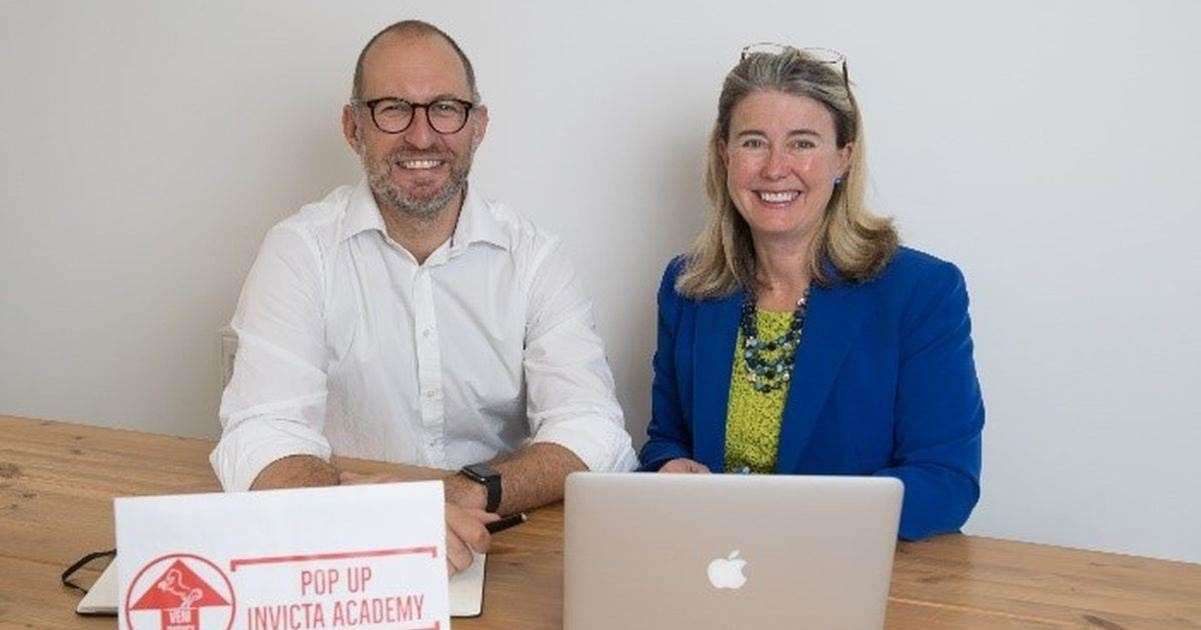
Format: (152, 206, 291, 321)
(1, 415, 1199, 629)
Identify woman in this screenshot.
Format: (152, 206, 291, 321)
(638, 44, 983, 541)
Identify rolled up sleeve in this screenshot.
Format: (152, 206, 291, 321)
(522, 241, 637, 473)
(210, 224, 333, 491)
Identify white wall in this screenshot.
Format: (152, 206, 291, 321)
(2, 1, 1198, 563)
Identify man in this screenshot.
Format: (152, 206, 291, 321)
(210, 20, 637, 574)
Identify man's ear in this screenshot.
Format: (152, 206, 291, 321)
(470, 105, 489, 150)
(342, 104, 364, 155)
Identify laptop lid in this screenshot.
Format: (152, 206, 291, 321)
(564, 473, 903, 630)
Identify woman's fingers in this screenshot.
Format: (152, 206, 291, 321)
(660, 458, 710, 474)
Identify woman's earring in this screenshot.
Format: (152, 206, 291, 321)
(833, 176, 844, 186)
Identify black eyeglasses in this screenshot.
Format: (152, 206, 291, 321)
(740, 43, 851, 94)
(352, 97, 476, 134)
(62, 548, 115, 594)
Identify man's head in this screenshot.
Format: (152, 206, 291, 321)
(343, 21, 488, 219)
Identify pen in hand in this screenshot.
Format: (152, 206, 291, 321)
(485, 512, 527, 534)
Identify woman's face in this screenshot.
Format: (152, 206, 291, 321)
(723, 90, 851, 245)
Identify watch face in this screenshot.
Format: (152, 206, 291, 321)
(465, 463, 498, 480)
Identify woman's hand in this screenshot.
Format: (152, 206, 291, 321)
(659, 458, 711, 474)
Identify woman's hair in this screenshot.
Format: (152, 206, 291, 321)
(676, 47, 898, 298)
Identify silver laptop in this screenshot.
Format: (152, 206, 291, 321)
(564, 473, 903, 630)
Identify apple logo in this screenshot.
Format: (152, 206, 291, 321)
(706, 550, 748, 589)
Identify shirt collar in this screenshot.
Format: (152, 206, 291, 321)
(337, 178, 388, 243)
(449, 184, 510, 254)
(337, 178, 511, 253)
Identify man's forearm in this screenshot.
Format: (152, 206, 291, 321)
(250, 455, 340, 490)
(444, 443, 585, 514)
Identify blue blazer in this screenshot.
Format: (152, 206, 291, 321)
(638, 247, 984, 540)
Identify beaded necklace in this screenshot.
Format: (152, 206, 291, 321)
(738, 288, 811, 393)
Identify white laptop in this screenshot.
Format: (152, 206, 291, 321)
(564, 473, 903, 630)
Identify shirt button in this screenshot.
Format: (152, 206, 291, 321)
(422, 328, 432, 338)
(425, 389, 438, 399)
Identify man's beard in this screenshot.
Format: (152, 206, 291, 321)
(363, 149, 471, 219)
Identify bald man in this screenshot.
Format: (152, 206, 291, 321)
(211, 21, 636, 574)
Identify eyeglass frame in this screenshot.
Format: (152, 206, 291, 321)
(350, 96, 477, 135)
(61, 548, 115, 595)
(739, 43, 852, 95)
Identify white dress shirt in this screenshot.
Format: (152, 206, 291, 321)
(210, 180, 637, 491)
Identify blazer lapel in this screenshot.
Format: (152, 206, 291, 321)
(691, 290, 744, 472)
(774, 281, 873, 474)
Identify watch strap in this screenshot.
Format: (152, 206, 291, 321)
(481, 474, 501, 513)
(462, 464, 502, 513)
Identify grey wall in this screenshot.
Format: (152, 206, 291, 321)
(2, 1, 1198, 562)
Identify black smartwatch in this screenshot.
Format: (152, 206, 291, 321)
(460, 462, 502, 512)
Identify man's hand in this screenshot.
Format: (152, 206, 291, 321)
(442, 472, 488, 511)
(445, 504, 500, 575)
(658, 458, 711, 474)
(340, 471, 500, 576)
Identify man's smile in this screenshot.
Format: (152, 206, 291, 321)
(397, 158, 445, 170)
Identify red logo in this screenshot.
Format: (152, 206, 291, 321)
(125, 554, 236, 630)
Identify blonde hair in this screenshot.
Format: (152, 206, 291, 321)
(676, 48, 898, 298)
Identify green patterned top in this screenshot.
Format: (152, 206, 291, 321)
(725, 310, 794, 473)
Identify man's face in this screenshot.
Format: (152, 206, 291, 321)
(344, 33, 488, 218)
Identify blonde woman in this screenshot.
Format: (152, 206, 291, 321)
(638, 45, 984, 540)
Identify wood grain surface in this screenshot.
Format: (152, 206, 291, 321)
(1, 415, 1198, 629)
